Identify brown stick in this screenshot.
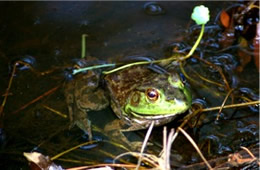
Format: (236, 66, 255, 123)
(12, 85, 61, 114)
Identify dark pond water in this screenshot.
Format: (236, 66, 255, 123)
(0, 1, 259, 169)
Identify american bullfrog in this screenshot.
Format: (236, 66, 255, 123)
(64, 60, 192, 147)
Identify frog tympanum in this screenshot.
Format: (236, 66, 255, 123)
(64, 61, 191, 149)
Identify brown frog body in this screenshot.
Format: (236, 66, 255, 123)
(64, 62, 191, 145)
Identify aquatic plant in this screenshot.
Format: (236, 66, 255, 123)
(102, 5, 210, 74)
(191, 5, 210, 25)
(73, 5, 210, 75)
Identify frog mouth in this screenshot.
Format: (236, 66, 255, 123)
(125, 110, 182, 128)
(128, 110, 183, 120)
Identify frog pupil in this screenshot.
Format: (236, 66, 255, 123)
(148, 91, 156, 98)
(146, 88, 159, 101)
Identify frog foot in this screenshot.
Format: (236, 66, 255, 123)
(105, 120, 153, 151)
(72, 118, 93, 140)
(104, 119, 125, 132)
(108, 130, 140, 151)
(110, 130, 153, 151)
(128, 141, 153, 151)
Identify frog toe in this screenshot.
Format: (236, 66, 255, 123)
(75, 119, 93, 140)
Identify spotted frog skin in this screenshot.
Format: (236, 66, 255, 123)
(64, 63, 192, 145)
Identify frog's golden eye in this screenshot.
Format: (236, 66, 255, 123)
(146, 88, 159, 102)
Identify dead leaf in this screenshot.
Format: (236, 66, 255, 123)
(24, 152, 63, 170)
(220, 10, 230, 28)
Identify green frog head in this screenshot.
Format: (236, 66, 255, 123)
(105, 66, 192, 129)
(124, 72, 191, 118)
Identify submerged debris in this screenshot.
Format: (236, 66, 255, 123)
(143, 2, 165, 16)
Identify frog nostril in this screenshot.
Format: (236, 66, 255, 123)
(130, 92, 140, 106)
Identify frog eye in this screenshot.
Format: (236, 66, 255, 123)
(146, 88, 159, 102)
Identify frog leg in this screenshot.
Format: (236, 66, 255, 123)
(74, 88, 109, 140)
(104, 119, 148, 151)
(73, 108, 92, 140)
(103, 102, 146, 150)
(64, 89, 93, 139)
(64, 70, 109, 140)
(64, 85, 77, 129)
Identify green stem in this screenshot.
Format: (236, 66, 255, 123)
(102, 58, 172, 74)
(76, 24, 205, 75)
(103, 61, 151, 74)
(180, 24, 205, 60)
(72, 63, 115, 75)
(81, 34, 88, 58)
(103, 24, 205, 74)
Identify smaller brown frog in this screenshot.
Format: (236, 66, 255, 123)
(64, 69, 109, 140)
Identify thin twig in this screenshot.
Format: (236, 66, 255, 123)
(193, 69, 224, 87)
(0, 61, 18, 117)
(166, 128, 175, 170)
(216, 88, 234, 120)
(114, 152, 159, 168)
(12, 85, 61, 114)
(51, 140, 97, 160)
(201, 100, 260, 112)
(178, 127, 213, 170)
(179, 63, 223, 97)
(193, 55, 231, 92)
(163, 127, 167, 170)
(42, 104, 67, 118)
(240, 146, 257, 159)
(136, 121, 155, 170)
(66, 163, 140, 170)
